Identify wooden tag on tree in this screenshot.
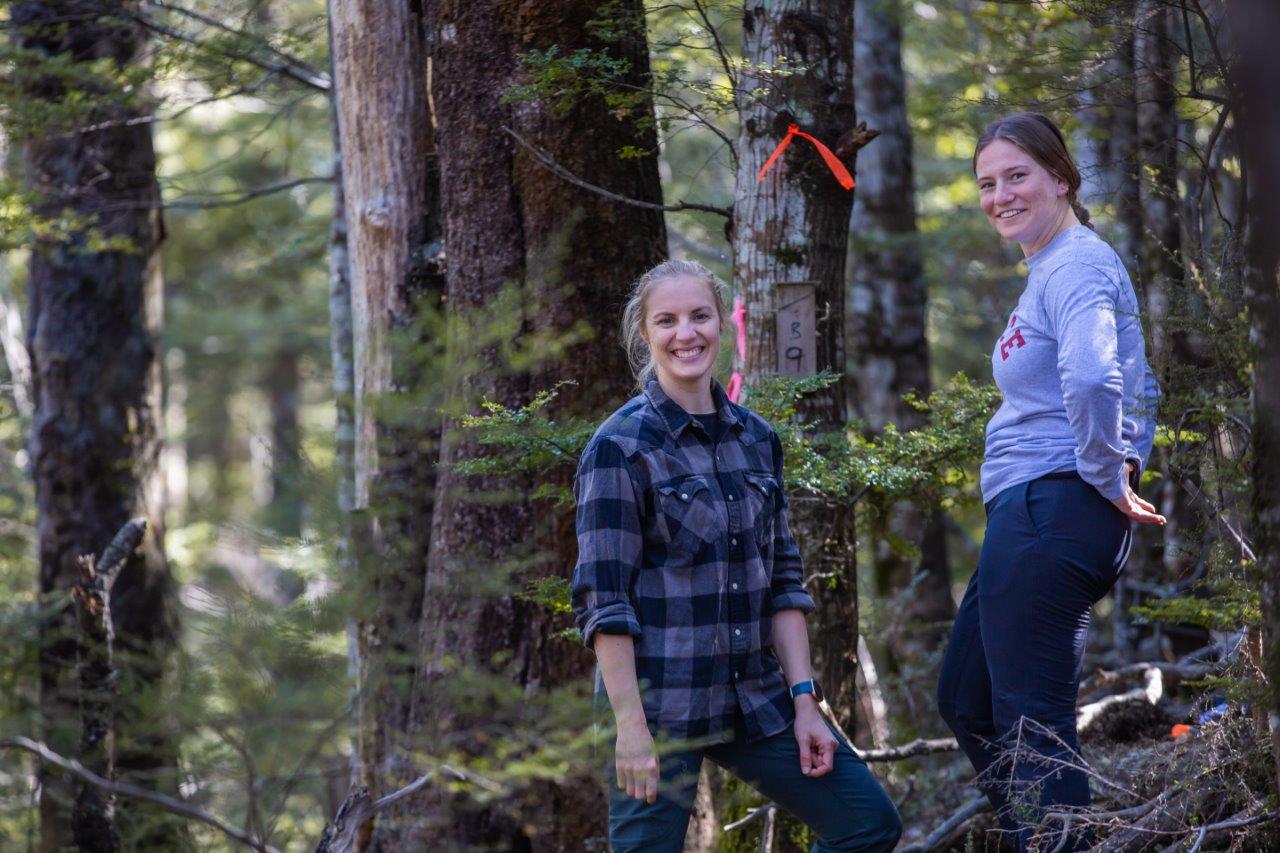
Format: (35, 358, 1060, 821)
(776, 283, 817, 378)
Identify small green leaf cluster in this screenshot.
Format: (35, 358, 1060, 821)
(1132, 574, 1260, 634)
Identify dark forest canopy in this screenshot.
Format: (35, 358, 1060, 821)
(0, 0, 1277, 849)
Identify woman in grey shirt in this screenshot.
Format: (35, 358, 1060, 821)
(936, 113, 1165, 851)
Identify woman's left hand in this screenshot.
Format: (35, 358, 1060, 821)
(1111, 462, 1166, 525)
(793, 696, 836, 777)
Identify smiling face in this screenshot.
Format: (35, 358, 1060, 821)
(975, 138, 1072, 256)
(642, 274, 722, 395)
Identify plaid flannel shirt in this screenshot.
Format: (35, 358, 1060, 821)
(571, 378, 816, 744)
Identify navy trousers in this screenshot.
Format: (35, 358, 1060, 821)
(605, 717, 902, 852)
(936, 474, 1130, 851)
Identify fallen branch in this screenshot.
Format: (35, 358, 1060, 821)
(1080, 660, 1216, 695)
(1179, 809, 1276, 850)
(855, 737, 959, 762)
(0, 736, 276, 853)
(1077, 668, 1163, 732)
(902, 795, 991, 852)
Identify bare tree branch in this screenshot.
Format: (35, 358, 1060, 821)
(164, 175, 334, 210)
(902, 796, 991, 852)
(316, 764, 496, 853)
(149, 1, 328, 85)
(128, 11, 330, 92)
(0, 737, 278, 853)
(855, 737, 960, 763)
(500, 126, 732, 218)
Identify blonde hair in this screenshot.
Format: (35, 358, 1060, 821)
(621, 259, 730, 389)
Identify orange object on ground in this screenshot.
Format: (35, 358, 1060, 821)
(1170, 723, 1193, 739)
(757, 123, 855, 190)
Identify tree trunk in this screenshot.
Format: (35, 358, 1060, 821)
(0, 126, 33, 421)
(849, 0, 952, 729)
(1136, 0, 1202, 586)
(327, 0, 439, 842)
(733, 0, 859, 726)
(13, 3, 184, 849)
(323, 22, 365, 805)
(734, 1, 856, 424)
(1106, 32, 1144, 281)
(264, 347, 303, 538)
(1223, 0, 1280, 796)
(399, 2, 666, 848)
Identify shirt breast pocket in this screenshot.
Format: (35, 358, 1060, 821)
(743, 471, 780, 547)
(655, 475, 722, 565)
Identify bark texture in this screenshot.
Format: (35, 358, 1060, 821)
(849, 0, 952, 720)
(13, 2, 182, 848)
(1223, 0, 1280, 795)
(734, 1, 856, 424)
(398, 2, 667, 848)
(1136, 0, 1203, 586)
(733, 0, 860, 727)
(327, 0, 439, 839)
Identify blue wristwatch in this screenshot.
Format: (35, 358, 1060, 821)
(789, 679, 823, 702)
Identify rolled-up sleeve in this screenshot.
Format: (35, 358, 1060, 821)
(767, 431, 816, 614)
(571, 436, 645, 646)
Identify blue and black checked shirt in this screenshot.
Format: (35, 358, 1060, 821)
(571, 378, 816, 744)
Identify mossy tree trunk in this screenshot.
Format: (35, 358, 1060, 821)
(327, 3, 441, 848)
(732, 0, 860, 729)
(14, 2, 184, 848)
(396, 1, 667, 848)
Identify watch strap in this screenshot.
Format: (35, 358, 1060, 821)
(789, 679, 816, 699)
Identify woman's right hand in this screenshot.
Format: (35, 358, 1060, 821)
(615, 719, 659, 803)
(1111, 462, 1166, 525)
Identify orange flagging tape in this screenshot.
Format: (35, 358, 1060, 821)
(757, 123, 854, 190)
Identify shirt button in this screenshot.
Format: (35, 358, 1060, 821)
(734, 628, 742, 636)
(731, 581, 739, 590)
(731, 537, 738, 546)
(734, 671, 740, 679)
(680, 492, 689, 500)
(728, 494, 736, 501)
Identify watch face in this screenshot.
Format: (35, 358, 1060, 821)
(812, 680, 824, 703)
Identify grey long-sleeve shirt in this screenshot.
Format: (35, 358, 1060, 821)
(981, 226, 1160, 504)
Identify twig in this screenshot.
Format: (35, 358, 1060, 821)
(128, 11, 330, 92)
(760, 802, 776, 852)
(149, 1, 328, 87)
(0, 737, 276, 853)
(1180, 810, 1276, 848)
(316, 764, 500, 852)
(165, 175, 334, 210)
(723, 802, 773, 832)
(855, 737, 959, 763)
(500, 126, 732, 219)
(902, 795, 991, 852)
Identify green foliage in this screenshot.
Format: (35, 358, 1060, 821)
(1132, 574, 1261, 634)
(454, 382, 596, 505)
(455, 371, 997, 624)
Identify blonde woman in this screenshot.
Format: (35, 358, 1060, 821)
(571, 260, 900, 851)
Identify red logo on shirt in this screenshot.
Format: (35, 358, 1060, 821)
(999, 314, 1026, 361)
